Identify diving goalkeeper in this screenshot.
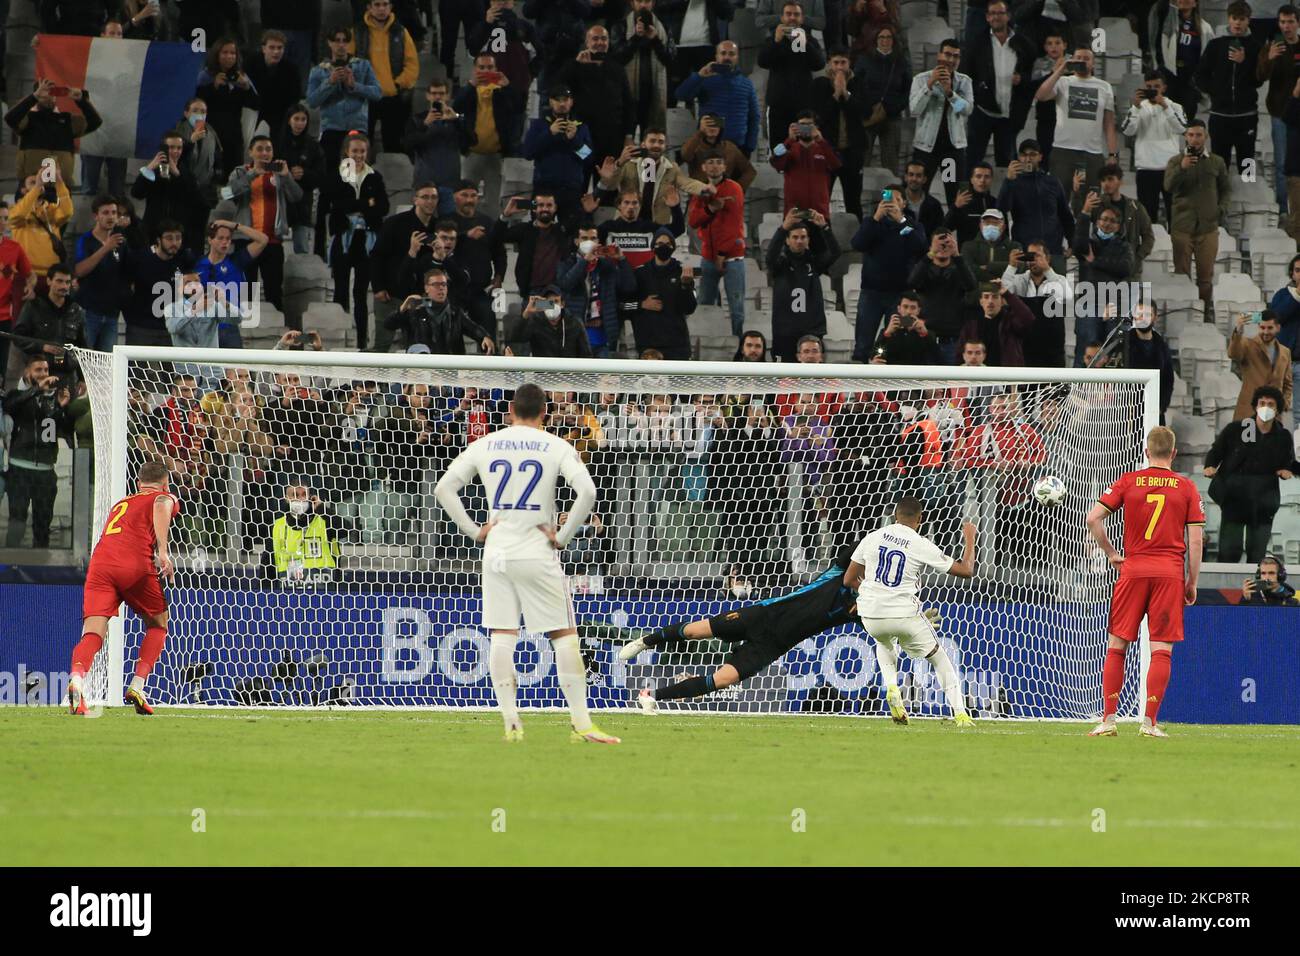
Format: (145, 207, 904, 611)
(619, 547, 866, 712)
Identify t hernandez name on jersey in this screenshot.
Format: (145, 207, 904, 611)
(851, 523, 956, 618)
(435, 425, 596, 562)
(1098, 467, 1206, 579)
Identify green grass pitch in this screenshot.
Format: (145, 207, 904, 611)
(2, 710, 1297, 866)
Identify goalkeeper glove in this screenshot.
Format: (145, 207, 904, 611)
(923, 606, 941, 630)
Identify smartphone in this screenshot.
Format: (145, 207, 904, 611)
(481, 70, 504, 85)
(48, 85, 70, 97)
(1074, 164, 1087, 178)
(431, 100, 445, 112)
(1249, 311, 1263, 324)
(1068, 60, 1087, 75)
(712, 62, 732, 76)
(631, 147, 648, 158)
(796, 123, 814, 136)
(41, 183, 58, 203)
(1143, 88, 1159, 99)
(900, 313, 916, 330)
(881, 188, 893, 201)
(1229, 39, 1243, 51)
(332, 56, 350, 68)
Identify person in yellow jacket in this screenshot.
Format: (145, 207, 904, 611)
(350, 0, 421, 153)
(271, 482, 340, 585)
(9, 169, 73, 289)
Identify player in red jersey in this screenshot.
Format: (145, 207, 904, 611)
(67, 461, 178, 716)
(1085, 426, 1205, 738)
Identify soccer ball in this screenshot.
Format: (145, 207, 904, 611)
(1033, 475, 1067, 507)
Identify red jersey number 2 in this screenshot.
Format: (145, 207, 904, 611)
(103, 500, 129, 536)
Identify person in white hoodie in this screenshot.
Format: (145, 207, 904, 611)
(1120, 70, 1188, 226)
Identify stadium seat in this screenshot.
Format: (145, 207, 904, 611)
(666, 108, 697, 150)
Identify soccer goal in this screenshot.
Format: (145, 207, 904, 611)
(74, 346, 1160, 719)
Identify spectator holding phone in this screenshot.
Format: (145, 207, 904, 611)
(2, 353, 73, 548)
(13, 263, 85, 382)
(759, 3, 827, 148)
(1241, 555, 1299, 605)
(767, 208, 841, 362)
(680, 113, 757, 189)
(1035, 47, 1118, 194)
(8, 169, 73, 295)
(689, 150, 747, 336)
(998, 139, 1074, 255)
(500, 191, 572, 296)
(72, 196, 126, 352)
(405, 76, 471, 197)
(515, 287, 594, 358)
(196, 39, 260, 180)
(560, 24, 638, 189)
(1229, 310, 1293, 420)
(273, 105, 327, 255)
(523, 85, 596, 220)
(559, 223, 637, 356)
(771, 113, 841, 220)
(877, 291, 937, 365)
(177, 98, 223, 209)
(1120, 72, 1187, 227)
(611, 0, 675, 136)
(958, 281, 1035, 367)
(1197, 2, 1263, 178)
(1119, 301, 1175, 424)
(307, 27, 384, 256)
(675, 41, 762, 157)
(387, 266, 497, 355)
(4, 78, 103, 186)
(1256, 4, 1300, 214)
(132, 132, 207, 255)
(944, 162, 998, 244)
(273, 329, 325, 352)
(662, 0, 737, 110)
(1165, 119, 1229, 310)
(850, 185, 927, 361)
(454, 53, 525, 219)
(908, 37, 973, 206)
(907, 229, 977, 365)
(225, 134, 304, 314)
(597, 130, 706, 226)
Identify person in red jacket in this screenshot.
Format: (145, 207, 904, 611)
(771, 110, 842, 218)
(689, 150, 748, 335)
(0, 202, 34, 382)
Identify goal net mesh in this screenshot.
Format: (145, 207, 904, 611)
(76, 349, 1151, 719)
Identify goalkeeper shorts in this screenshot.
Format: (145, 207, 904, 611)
(481, 555, 576, 634)
(860, 615, 940, 659)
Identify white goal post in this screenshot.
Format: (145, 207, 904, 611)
(74, 346, 1161, 718)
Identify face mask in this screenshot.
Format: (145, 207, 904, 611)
(980, 225, 1001, 241)
(579, 239, 597, 256)
(288, 500, 310, 516)
(1097, 227, 1116, 240)
(1132, 316, 1153, 330)
(188, 113, 206, 126)
(654, 244, 673, 261)
(1258, 406, 1277, 423)
(542, 303, 562, 319)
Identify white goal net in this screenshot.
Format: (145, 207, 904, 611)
(75, 347, 1159, 719)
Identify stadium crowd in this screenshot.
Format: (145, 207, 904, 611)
(0, 0, 1299, 579)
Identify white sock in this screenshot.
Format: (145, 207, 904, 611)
(875, 641, 899, 693)
(489, 633, 520, 730)
(552, 634, 592, 732)
(69, 674, 83, 694)
(927, 645, 967, 717)
(128, 675, 145, 694)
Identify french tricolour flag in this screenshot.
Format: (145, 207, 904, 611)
(35, 35, 205, 160)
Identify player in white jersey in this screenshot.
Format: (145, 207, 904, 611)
(433, 384, 619, 744)
(845, 496, 978, 727)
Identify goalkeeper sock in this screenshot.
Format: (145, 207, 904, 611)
(489, 633, 520, 729)
(1144, 648, 1172, 724)
(132, 627, 167, 690)
(874, 641, 899, 691)
(70, 632, 104, 682)
(1102, 645, 1127, 719)
(552, 634, 593, 732)
(653, 674, 715, 702)
(927, 645, 967, 718)
(643, 622, 686, 649)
